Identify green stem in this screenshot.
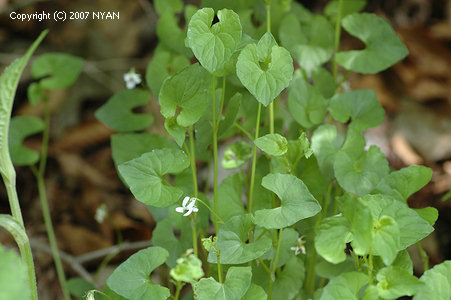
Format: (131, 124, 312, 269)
(217, 76, 226, 129)
(268, 228, 283, 300)
(257, 258, 271, 275)
(211, 74, 219, 231)
(304, 247, 318, 294)
(332, 0, 344, 82)
(195, 198, 224, 224)
(233, 122, 253, 141)
(266, 3, 271, 33)
(368, 251, 374, 285)
(174, 281, 182, 300)
(32, 97, 70, 300)
(188, 126, 199, 256)
(32, 167, 70, 300)
(417, 242, 429, 272)
(217, 251, 223, 283)
(248, 103, 262, 213)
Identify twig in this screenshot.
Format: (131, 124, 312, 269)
(29, 238, 94, 285)
(76, 240, 152, 264)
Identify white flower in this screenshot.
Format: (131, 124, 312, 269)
(123, 69, 141, 89)
(86, 291, 95, 300)
(95, 203, 107, 223)
(176, 196, 199, 216)
(290, 236, 306, 256)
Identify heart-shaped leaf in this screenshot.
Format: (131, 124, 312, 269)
(329, 89, 384, 131)
(8, 116, 44, 166)
(311, 124, 342, 182)
(372, 165, 432, 203)
(254, 173, 321, 229)
(254, 133, 288, 156)
(31, 53, 83, 90)
(288, 71, 327, 128)
(217, 173, 246, 222)
(145, 49, 190, 97)
(361, 194, 434, 251)
(106, 246, 170, 300)
(0, 30, 46, 178)
(208, 214, 272, 264)
(280, 14, 334, 74)
(118, 149, 190, 207)
(315, 215, 352, 264)
(195, 267, 252, 300)
(335, 13, 409, 74)
(414, 261, 451, 300)
(334, 129, 389, 196)
(187, 8, 242, 74)
(320, 272, 368, 300)
(377, 266, 424, 299)
(237, 32, 294, 106)
(159, 63, 211, 127)
(95, 88, 153, 132)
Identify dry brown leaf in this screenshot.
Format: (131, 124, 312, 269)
(57, 223, 111, 255)
(391, 132, 424, 165)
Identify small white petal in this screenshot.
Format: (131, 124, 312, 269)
(186, 200, 196, 209)
(175, 207, 185, 213)
(125, 81, 135, 89)
(192, 207, 199, 213)
(183, 209, 192, 216)
(182, 196, 190, 207)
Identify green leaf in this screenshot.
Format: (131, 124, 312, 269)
(271, 257, 305, 300)
(106, 246, 170, 300)
(311, 124, 341, 181)
(111, 133, 176, 167)
(217, 173, 246, 222)
(156, 13, 192, 57)
(159, 63, 211, 127)
(414, 261, 451, 300)
(414, 207, 438, 226)
(339, 194, 373, 256)
(334, 129, 389, 196)
(320, 272, 368, 300)
(164, 118, 186, 147)
(254, 133, 288, 156)
(376, 266, 424, 299)
(242, 284, 267, 300)
(145, 50, 190, 97)
(254, 173, 321, 229)
(335, 13, 409, 73)
(187, 8, 242, 74)
(0, 30, 46, 179)
(316, 257, 356, 279)
(0, 244, 30, 300)
(315, 214, 352, 264)
(237, 32, 294, 106)
(362, 285, 379, 300)
(118, 149, 189, 207)
(66, 278, 95, 299)
(222, 141, 252, 169)
(325, 0, 367, 20)
(260, 228, 300, 267)
(154, 0, 183, 15)
(280, 14, 334, 74)
(288, 71, 327, 128)
(95, 88, 153, 132)
(208, 214, 272, 264)
(373, 165, 432, 202)
(218, 92, 242, 137)
(31, 53, 83, 89)
(362, 194, 434, 250)
(151, 218, 191, 268)
(194, 267, 252, 300)
(372, 216, 400, 265)
(313, 68, 336, 99)
(329, 89, 384, 131)
(8, 116, 44, 166)
(27, 82, 43, 105)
